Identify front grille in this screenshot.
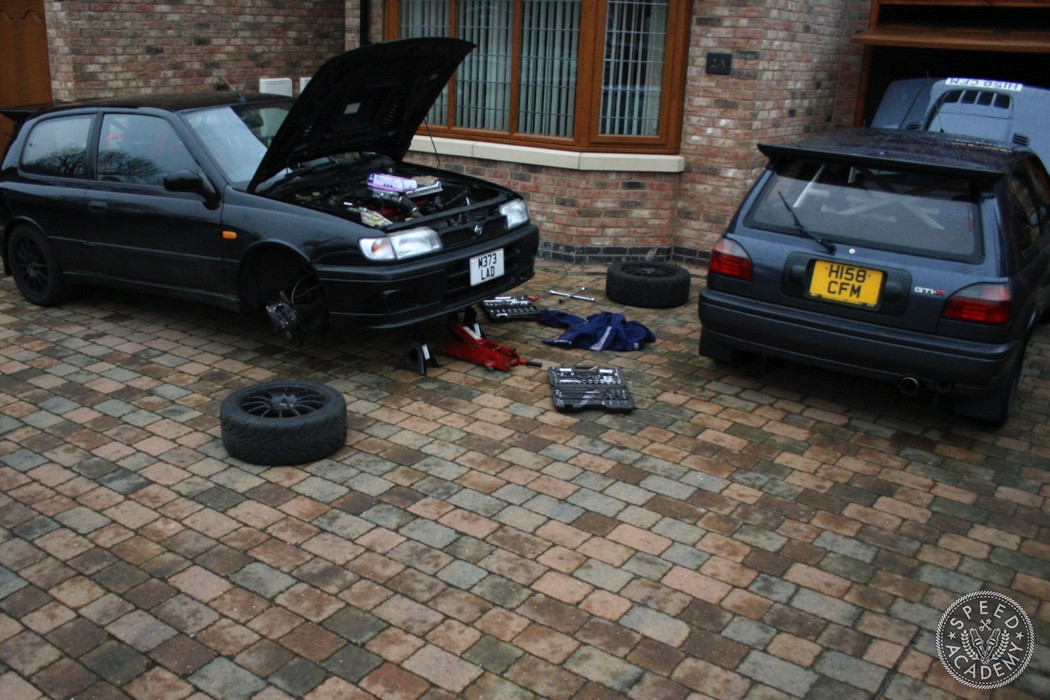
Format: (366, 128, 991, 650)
(436, 209, 507, 249)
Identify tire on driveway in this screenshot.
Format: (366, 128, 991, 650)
(606, 261, 691, 308)
(221, 380, 347, 465)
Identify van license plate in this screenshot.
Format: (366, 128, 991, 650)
(809, 260, 883, 307)
(470, 249, 504, 286)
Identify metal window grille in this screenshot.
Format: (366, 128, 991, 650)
(398, 0, 667, 139)
(456, 1, 514, 132)
(399, 0, 452, 126)
(518, 0, 580, 137)
(599, 0, 666, 136)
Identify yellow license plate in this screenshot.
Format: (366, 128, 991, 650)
(808, 260, 884, 307)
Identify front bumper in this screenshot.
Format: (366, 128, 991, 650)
(698, 289, 1022, 396)
(317, 224, 539, 330)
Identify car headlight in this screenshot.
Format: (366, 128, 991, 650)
(360, 227, 442, 261)
(500, 199, 530, 228)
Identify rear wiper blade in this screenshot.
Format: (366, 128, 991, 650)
(778, 192, 835, 254)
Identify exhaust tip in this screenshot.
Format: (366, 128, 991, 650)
(897, 376, 921, 396)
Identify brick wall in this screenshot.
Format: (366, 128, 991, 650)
(365, 0, 869, 263)
(39, 0, 868, 264)
(44, 0, 346, 101)
(676, 0, 869, 256)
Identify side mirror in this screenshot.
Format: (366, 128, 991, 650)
(164, 170, 219, 202)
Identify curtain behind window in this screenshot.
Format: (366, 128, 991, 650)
(398, 0, 666, 140)
(399, 1, 451, 126)
(600, 0, 667, 136)
(457, 0, 514, 132)
(519, 1, 580, 137)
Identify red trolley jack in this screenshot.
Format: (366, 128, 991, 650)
(442, 321, 541, 371)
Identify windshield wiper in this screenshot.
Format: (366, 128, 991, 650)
(778, 192, 835, 254)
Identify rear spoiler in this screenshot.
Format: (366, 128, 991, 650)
(1, 105, 48, 122)
(758, 140, 1005, 184)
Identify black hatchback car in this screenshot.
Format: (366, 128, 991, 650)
(699, 128, 1050, 424)
(0, 38, 539, 339)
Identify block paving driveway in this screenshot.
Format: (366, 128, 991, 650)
(0, 262, 1047, 700)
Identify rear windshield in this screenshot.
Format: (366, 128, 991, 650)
(747, 159, 983, 262)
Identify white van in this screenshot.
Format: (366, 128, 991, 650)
(871, 77, 1050, 172)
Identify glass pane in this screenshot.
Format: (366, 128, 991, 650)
(99, 115, 198, 186)
(21, 115, 91, 178)
(600, 0, 667, 136)
(186, 104, 288, 185)
(518, 0, 580, 137)
(399, 0, 452, 126)
(457, 0, 513, 132)
(749, 160, 982, 261)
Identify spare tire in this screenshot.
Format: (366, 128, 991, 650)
(221, 380, 346, 465)
(606, 261, 691, 308)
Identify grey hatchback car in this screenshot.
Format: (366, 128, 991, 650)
(699, 128, 1050, 424)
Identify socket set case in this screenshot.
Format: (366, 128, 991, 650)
(481, 296, 541, 322)
(548, 366, 634, 413)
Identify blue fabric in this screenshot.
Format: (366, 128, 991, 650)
(539, 310, 655, 351)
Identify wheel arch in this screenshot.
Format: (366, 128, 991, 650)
(236, 241, 317, 311)
(1, 218, 46, 276)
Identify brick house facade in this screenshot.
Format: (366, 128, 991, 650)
(30, 0, 871, 264)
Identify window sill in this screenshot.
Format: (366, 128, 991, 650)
(408, 136, 685, 173)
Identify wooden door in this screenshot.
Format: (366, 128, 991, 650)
(0, 0, 52, 151)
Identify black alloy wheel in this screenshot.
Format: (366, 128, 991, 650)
(606, 260, 691, 308)
(220, 380, 347, 465)
(8, 225, 68, 306)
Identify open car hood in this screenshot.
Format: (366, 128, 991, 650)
(249, 37, 474, 192)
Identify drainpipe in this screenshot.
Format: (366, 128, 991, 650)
(360, 0, 370, 45)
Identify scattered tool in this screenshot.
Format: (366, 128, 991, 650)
(481, 295, 541, 322)
(548, 366, 634, 412)
(442, 321, 541, 371)
(550, 287, 596, 303)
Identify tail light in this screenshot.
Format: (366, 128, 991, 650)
(709, 237, 753, 281)
(941, 283, 1011, 325)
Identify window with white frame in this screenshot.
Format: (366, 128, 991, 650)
(389, 0, 688, 153)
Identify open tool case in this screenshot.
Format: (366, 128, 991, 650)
(548, 366, 634, 413)
(481, 296, 541, 322)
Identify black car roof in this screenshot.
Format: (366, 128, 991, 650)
(758, 127, 1022, 182)
(5, 91, 291, 119)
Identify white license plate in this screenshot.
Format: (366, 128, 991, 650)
(470, 249, 504, 286)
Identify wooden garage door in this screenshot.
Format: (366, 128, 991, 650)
(0, 0, 52, 152)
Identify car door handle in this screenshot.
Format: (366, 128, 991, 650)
(88, 200, 108, 214)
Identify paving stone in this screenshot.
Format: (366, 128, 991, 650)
(790, 589, 862, 627)
(0, 568, 28, 600)
(737, 650, 819, 698)
(812, 650, 889, 694)
(322, 606, 388, 644)
(0, 266, 1047, 699)
(149, 633, 217, 675)
(188, 657, 266, 700)
(322, 642, 383, 683)
(270, 655, 327, 696)
(722, 617, 778, 647)
(461, 634, 524, 673)
(229, 562, 297, 598)
(564, 645, 644, 693)
(81, 639, 149, 685)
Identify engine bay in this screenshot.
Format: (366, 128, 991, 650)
(287, 169, 492, 229)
